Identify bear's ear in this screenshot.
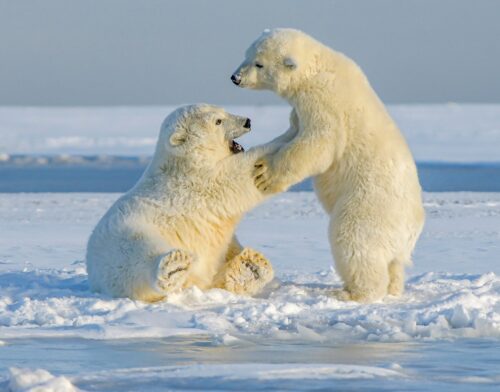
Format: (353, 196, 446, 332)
(283, 57, 298, 70)
(169, 125, 187, 146)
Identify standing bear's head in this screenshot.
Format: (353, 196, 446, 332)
(231, 28, 324, 96)
(156, 104, 250, 165)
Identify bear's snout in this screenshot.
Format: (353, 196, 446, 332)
(231, 74, 241, 85)
(244, 118, 251, 129)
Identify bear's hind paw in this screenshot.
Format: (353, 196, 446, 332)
(154, 249, 192, 294)
(330, 288, 353, 302)
(222, 249, 274, 296)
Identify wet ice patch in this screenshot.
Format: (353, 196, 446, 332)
(76, 363, 404, 382)
(3, 363, 404, 392)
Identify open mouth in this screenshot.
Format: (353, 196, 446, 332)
(229, 140, 245, 154)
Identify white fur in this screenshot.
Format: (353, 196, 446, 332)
(86, 104, 276, 302)
(233, 28, 425, 302)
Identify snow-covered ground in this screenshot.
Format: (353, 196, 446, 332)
(0, 104, 499, 390)
(1, 104, 500, 162)
(0, 192, 499, 390)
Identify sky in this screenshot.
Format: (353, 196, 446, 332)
(0, 0, 499, 106)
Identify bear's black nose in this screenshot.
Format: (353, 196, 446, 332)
(231, 74, 241, 85)
(244, 118, 251, 129)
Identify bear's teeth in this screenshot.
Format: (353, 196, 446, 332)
(230, 140, 245, 154)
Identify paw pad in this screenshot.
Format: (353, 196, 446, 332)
(155, 250, 192, 293)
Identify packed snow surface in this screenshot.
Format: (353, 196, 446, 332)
(0, 192, 499, 390)
(0, 192, 498, 342)
(1, 104, 499, 390)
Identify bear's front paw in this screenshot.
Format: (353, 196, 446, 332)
(253, 157, 285, 194)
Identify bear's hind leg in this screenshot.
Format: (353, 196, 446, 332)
(214, 248, 274, 296)
(154, 249, 193, 294)
(387, 260, 405, 296)
(225, 235, 244, 262)
(336, 257, 390, 303)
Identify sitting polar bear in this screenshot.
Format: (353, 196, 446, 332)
(86, 104, 276, 302)
(231, 28, 425, 302)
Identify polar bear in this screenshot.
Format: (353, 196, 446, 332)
(86, 104, 276, 302)
(231, 28, 425, 302)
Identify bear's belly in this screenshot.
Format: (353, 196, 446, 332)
(157, 215, 239, 289)
(313, 162, 345, 213)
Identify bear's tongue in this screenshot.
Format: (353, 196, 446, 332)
(230, 140, 245, 154)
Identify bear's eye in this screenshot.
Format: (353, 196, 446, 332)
(255, 63, 264, 69)
(215, 119, 222, 125)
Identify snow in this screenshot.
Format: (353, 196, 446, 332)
(7, 368, 77, 392)
(1, 104, 500, 162)
(0, 192, 499, 345)
(1, 104, 500, 390)
(0, 192, 499, 389)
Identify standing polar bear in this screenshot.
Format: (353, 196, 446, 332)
(86, 104, 276, 302)
(232, 28, 425, 302)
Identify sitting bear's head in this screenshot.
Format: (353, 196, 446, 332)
(231, 28, 321, 96)
(158, 104, 250, 164)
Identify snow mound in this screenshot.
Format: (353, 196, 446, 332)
(0, 265, 498, 342)
(8, 367, 77, 392)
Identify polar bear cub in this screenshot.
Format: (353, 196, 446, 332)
(232, 28, 425, 302)
(86, 104, 274, 302)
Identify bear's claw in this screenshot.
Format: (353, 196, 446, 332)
(253, 157, 286, 193)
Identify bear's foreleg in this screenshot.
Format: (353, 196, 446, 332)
(260, 109, 300, 153)
(254, 128, 336, 194)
